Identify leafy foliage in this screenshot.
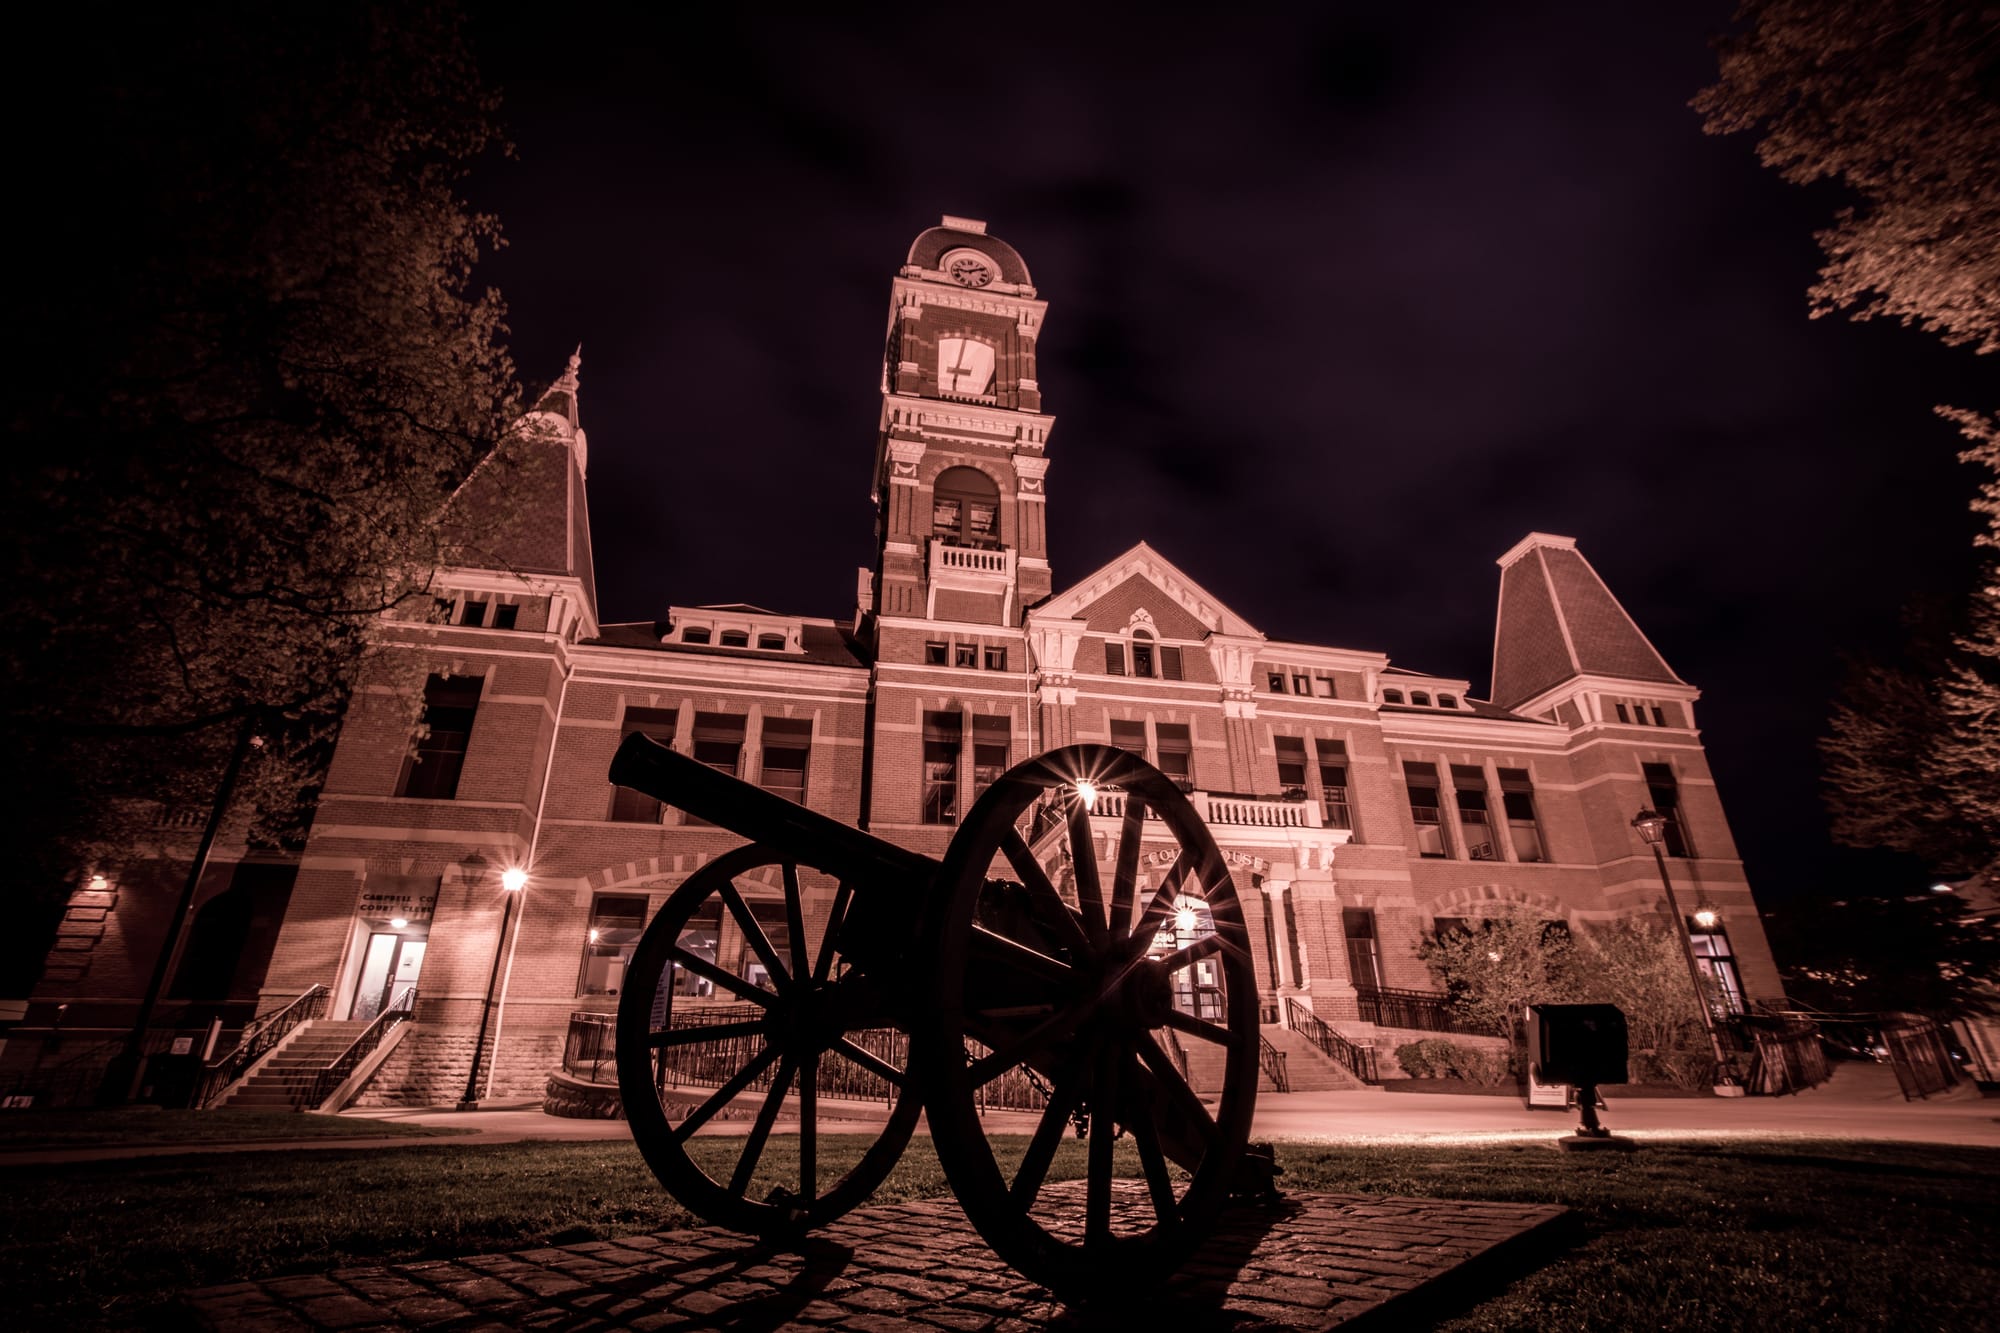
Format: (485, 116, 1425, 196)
(1764, 890, 2000, 1017)
(1694, 1, 2000, 353)
(1391, 1038, 1512, 1084)
(1416, 905, 1580, 1036)
(1, 3, 519, 969)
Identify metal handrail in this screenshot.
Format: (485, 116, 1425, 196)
(196, 983, 328, 1109)
(1353, 984, 1492, 1036)
(1258, 1034, 1290, 1093)
(1286, 997, 1379, 1083)
(306, 985, 417, 1109)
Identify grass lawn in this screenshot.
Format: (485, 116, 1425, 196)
(1, 1135, 1995, 1329)
(0, 1108, 471, 1150)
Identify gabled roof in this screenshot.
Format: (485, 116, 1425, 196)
(1036, 541, 1261, 639)
(1490, 533, 1681, 708)
(439, 352, 597, 622)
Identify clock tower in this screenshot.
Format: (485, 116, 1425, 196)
(867, 216, 1053, 645)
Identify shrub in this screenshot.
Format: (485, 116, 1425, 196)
(1395, 1038, 1512, 1085)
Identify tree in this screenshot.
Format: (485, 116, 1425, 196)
(1694, 1, 2000, 353)
(0, 4, 519, 986)
(1572, 919, 1715, 1072)
(1416, 906, 1580, 1037)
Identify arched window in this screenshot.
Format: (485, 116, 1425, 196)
(1382, 688, 1405, 705)
(1131, 628, 1155, 678)
(1412, 691, 1432, 707)
(932, 466, 1001, 548)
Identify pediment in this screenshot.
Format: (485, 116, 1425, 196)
(1039, 542, 1261, 640)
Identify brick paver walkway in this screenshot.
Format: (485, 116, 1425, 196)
(183, 1185, 1566, 1331)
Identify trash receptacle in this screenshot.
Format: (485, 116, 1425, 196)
(1526, 1003, 1628, 1088)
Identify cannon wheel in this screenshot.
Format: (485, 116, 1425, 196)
(616, 843, 923, 1236)
(918, 744, 1259, 1303)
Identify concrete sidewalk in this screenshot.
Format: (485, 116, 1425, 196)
(5, 1062, 1992, 1167)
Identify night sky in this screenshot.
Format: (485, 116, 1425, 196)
(468, 3, 1991, 906)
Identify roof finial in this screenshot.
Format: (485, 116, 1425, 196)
(556, 343, 582, 391)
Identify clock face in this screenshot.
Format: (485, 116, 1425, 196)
(938, 337, 995, 395)
(947, 254, 996, 288)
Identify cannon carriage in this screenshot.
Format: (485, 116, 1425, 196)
(606, 734, 1266, 1302)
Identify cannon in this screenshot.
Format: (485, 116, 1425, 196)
(606, 734, 1264, 1302)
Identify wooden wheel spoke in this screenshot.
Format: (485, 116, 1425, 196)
(782, 862, 810, 981)
(831, 1037, 903, 1087)
(668, 945, 773, 1006)
(1109, 795, 1146, 940)
(999, 828, 1093, 955)
(1134, 856, 1192, 939)
(718, 881, 791, 994)
(730, 1054, 797, 1195)
(813, 882, 853, 984)
(1163, 1008, 1233, 1046)
(968, 991, 1101, 1086)
(1086, 1040, 1119, 1249)
(799, 1055, 818, 1202)
(649, 1018, 767, 1048)
(1066, 802, 1106, 944)
(1136, 1032, 1220, 1149)
(671, 1043, 781, 1143)
(1157, 932, 1226, 975)
(1010, 1047, 1085, 1207)
(1126, 1061, 1181, 1231)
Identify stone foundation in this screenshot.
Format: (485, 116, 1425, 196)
(351, 1024, 566, 1108)
(543, 1070, 624, 1119)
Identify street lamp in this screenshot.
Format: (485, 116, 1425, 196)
(458, 867, 527, 1110)
(1632, 810, 1742, 1096)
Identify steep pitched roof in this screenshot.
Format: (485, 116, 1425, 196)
(440, 350, 598, 621)
(1490, 533, 1681, 708)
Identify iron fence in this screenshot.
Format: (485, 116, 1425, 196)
(1354, 986, 1491, 1037)
(1286, 997, 1379, 1083)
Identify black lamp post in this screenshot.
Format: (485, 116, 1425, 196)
(458, 866, 526, 1110)
(1631, 809, 1742, 1095)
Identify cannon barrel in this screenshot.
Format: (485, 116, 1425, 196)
(608, 732, 937, 889)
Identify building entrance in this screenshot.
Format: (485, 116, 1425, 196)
(351, 932, 426, 1021)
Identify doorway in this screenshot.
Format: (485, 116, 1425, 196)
(351, 932, 426, 1021)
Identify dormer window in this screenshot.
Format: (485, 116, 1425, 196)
(1411, 691, 1432, 707)
(757, 633, 785, 651)
(1438, 694, 1458, 709)
(682, 626, 711, 645)
(1383, 689, 1405, 704)
(719, 629, 750, 648)
(932, 466, 1001, 548)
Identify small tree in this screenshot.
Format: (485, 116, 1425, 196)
(1572, 918, 1713, 1063)
(1417, 905, 1581, 1037)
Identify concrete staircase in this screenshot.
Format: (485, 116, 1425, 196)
(217, 1019, 371, 1110)
(1260, 1024, 1373, 1092)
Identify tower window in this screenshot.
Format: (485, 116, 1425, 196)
(493, 604, 520, 631)
(1292, 673, 1311, 696)
(923, 711, 962, 824)
(932, 466, 1001, 548)
(1643, 762, 1692, 856)
(925, 641, 948, 665)
(983, 645, 1008, 671)
(954, 643, 978, 668)
(1267, 672, 1287, 694)
(1156, 723, 1192, 785)
(459, 600, 488, 627)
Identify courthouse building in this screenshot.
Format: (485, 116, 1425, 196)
(9, 217, 1782, 1107)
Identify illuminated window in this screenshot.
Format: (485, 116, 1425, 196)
(1688, 923, 1746, 1015)
(1343, 908, 1383, 991)
(578, 895, 647, 996)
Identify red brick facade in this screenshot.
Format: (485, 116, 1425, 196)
(10, 220, 1782, 1106)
